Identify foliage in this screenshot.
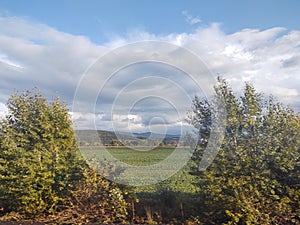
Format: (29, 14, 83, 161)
(0, 90, 129, 223)
(0, 90, 85, 215)
(39, 168, 129, 224)
(189, 78, 300, 224)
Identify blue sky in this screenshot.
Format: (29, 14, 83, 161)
(1, 0, 300, 43)
(0, 1, 299, 133)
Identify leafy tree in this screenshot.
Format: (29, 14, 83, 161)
(189, 78, 300, 224)
(0, 90, 86, 215)
(0, 90, 131, 222)
(187, 96, 211, 147)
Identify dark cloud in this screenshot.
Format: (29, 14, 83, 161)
(282, 55, 300, 68)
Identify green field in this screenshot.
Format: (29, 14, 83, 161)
(79, 146, 178, 166)
(79, 146, 199, 193)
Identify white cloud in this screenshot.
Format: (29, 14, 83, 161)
(0, 102, 8, 120)
(0, 16, 108, 104)
(0, 54, 24, 71)
(182, 10, 202, 25)
(112, 114, 143, 130)
(222, 45, 253, 61)
(0, 16, 300, 131)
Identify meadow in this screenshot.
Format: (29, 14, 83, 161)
(79, 146, 179, 165)
(79, 146, 199, 193)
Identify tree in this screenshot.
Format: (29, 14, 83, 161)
(189, 78, 300, 224)
(0, 90, 85, 215)
(187, 96, 211, 147)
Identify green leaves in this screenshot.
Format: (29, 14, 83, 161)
(189, 79, 300, 224)
(0, 90, 130, 223)
(0, 90, 85, 215)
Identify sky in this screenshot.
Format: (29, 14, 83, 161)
(0, 0, 300, 134)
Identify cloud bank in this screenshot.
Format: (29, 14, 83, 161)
(0, 16, 299, 133)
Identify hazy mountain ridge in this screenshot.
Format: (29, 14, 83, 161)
(75, 130, 180, 146)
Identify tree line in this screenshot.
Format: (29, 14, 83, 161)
(0, 78, 299, 224)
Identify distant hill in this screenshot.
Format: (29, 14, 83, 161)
(75, 130, 180, 146)
(132, 132, 180, 139)
(75, 130, 134, 146)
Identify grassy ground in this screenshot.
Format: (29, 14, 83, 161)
(79, 146, 175, 166)
(79, 146, 201, 223)
(79, 146, 199, 194)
